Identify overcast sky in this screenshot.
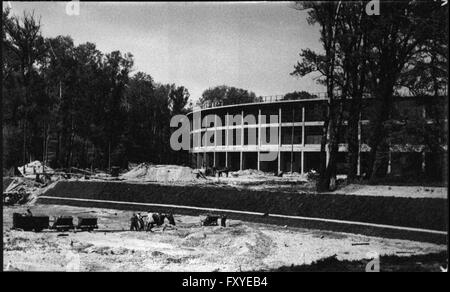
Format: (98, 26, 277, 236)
(7, 1, 324, 103)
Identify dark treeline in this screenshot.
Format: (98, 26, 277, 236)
(2, 9, 191, 172)
(291, 0, 448, 191)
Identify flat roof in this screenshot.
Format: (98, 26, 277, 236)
(188, 97, 328, 115)
(187, 94, 447, 116)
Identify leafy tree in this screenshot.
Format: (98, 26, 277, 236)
(364, 0, 447, 180)
(2, 10, 47, 166)
(169, 85, 190, 115)
(198, 85, 257, 107)
(291, 0, 448, 188)
(291, 1, 342, 191)
(122, 74, 191, 166)
(2, 9, 192, 172)
(333, 2, 370, 182)
(283, 91, 318, 100)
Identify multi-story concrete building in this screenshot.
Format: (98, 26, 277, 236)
(187, 94, 447, 179)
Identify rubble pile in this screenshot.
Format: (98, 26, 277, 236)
(230, 169, 268, 177)
(17, 161, 55, 178)
(121, 163, 198, 182)
(3, 177, 44, 205)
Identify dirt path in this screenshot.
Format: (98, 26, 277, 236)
(3, 205, 446, 271)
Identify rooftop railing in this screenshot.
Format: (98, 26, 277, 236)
(194, 88, 448, 111)
(197, 93, 327, 110)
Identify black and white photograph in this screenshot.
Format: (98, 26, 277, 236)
(1, 0, 448, 275)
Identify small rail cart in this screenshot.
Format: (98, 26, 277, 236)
(51, 216, 75, 232)
(77, 217, 98, 231)
(12, 213, 49, 232)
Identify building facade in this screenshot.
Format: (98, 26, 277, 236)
(188, 95, 447, 179)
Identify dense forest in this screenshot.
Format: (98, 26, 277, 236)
(2, 8, 192, 172)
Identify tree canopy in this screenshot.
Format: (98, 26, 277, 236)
(291, 0, 448, 190)
(2, 8, 192, 171)
(198, 85, 257, 107)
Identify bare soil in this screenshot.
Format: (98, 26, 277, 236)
(3, 205, 446, 272)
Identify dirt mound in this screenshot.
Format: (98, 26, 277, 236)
(121, 163, 198, 182)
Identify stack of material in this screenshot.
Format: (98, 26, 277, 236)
(228, 169, 308, 182)
(234, 169, 268, 177)
(3, 177, 41, 205)
(3, 176, 59, 205)
(4, 177, 42, 194)
(121, 163, 198, 182)
(17, 161, 54, 178)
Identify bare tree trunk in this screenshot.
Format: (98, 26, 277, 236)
(347, 101, 361, 182)
(22, 120, 27, 165)
(367, 85, 394, 181)
(317, 102, 330, 192)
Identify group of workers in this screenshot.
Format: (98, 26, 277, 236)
(130, 212, 175, 232)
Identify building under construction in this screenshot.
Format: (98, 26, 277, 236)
(188, 94, 447, 179)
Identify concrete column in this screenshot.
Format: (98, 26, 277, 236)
(214, 114, 217, 167)
(302, 106, 305, 146)
(290, 108, 294, 173)
(240, 110, 244, 170)
(257, 109, 261, 171)
(240, 152, 243, 170)
(199, 130, 202, 153)
(278, 107, 281, 173)
(301, 151, 304, 174)
(387, 147, 392, 174)
(357, 117, 361, 176)
(421, 151, 426, 173)
(225, 112, 229, 168)
(241, 110, 245, 146)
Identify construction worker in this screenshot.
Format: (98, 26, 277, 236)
(130, 213, 139, 231)
(137, 213, 145, 231)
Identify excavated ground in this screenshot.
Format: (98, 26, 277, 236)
(3, 205, 447, 272)
(38, 180, 448, 231)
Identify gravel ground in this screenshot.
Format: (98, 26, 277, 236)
(3, 205, 446, 272)
(335, 184, 447, 199)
